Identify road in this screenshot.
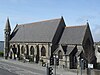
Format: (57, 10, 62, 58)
(0, 58, 77, 75)
(0, 68, 18, 75)
(0, 58, 99, 75)
(0, 58, 84, 75)
(94, 70, 100, 75)
(0, 60, 46, 75)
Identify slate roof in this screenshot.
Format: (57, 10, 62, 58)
(59, 25, 87, 45)
(53, 45, 76, 55)
(75, 50, 82, 57)
(53, 45, 63, 55)
(66, 45, 75, 55)
(10, 18, 62, 43)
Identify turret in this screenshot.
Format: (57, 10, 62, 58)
(4, 18, 11, 59)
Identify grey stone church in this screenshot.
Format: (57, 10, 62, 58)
(4, 17, 96, 69)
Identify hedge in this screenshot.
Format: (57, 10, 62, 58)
(0, 51, 4, 57)
(96, 63, 100, 69)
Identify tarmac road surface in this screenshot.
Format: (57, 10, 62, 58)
(0, 68, 18, 75)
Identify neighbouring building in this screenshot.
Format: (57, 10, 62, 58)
(0, 41, 4, 51)
(94, 42, 100, 63)
(4, 17, 96, 69)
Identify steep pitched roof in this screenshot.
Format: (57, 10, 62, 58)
(66, 45, 76, 55)
(53, 45, 76, 55)
(59, 25, 87, 45)
(10, 18, 63, 43)
(75, 50, 82, 57)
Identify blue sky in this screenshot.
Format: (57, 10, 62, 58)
(0, 0, 100, 41)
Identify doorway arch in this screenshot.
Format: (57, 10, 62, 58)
(58, 50, 63, 59)
(17, 45, 20, 59)
(21, 46, 25, 54)
(30, 46, 34, 55)
(30, 46, 34, 62)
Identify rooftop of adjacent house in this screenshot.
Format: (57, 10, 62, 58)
(10, 17, 64, 43)
(95, 42, 100, 45)
(59, 25, 87, 45)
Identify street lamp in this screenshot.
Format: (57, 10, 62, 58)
(53, 54, 58, 75)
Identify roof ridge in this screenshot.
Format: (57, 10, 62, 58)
(18, 17, 61, 26)
(65, 25, 87, 28)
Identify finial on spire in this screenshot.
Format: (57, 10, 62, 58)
(86, 20, 89, 25)
(86, 20, 88, 22)
(61, 16, 63, 18)
(61, 16, 64, 19)
(16, 24, 18, 26)
(61, 16, 64, 21)
(7, 16, 9, 20)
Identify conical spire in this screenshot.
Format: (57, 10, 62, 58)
(5, 17, 11, 31)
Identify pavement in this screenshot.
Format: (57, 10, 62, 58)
(0, 57, 98, 75)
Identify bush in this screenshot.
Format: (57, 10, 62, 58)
(0, 51, 4, 57)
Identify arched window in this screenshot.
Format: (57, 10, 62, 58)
(17, 45, 20, 58)
(26, 45, 29, 55)
(12, 45, 17, 54)
(58, 50, 63, 59)
(41, 46, 46, 56)
(21, 46, 25, 54)
(30, 46, 34, 55)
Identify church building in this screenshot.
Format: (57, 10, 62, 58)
(4, 17, 96, 69)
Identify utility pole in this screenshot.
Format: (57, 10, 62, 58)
(54, 56, 56, 75)
(77, 56, 80, 75)
(80, 59, 83, 75)
(46, 63, 49, 75)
